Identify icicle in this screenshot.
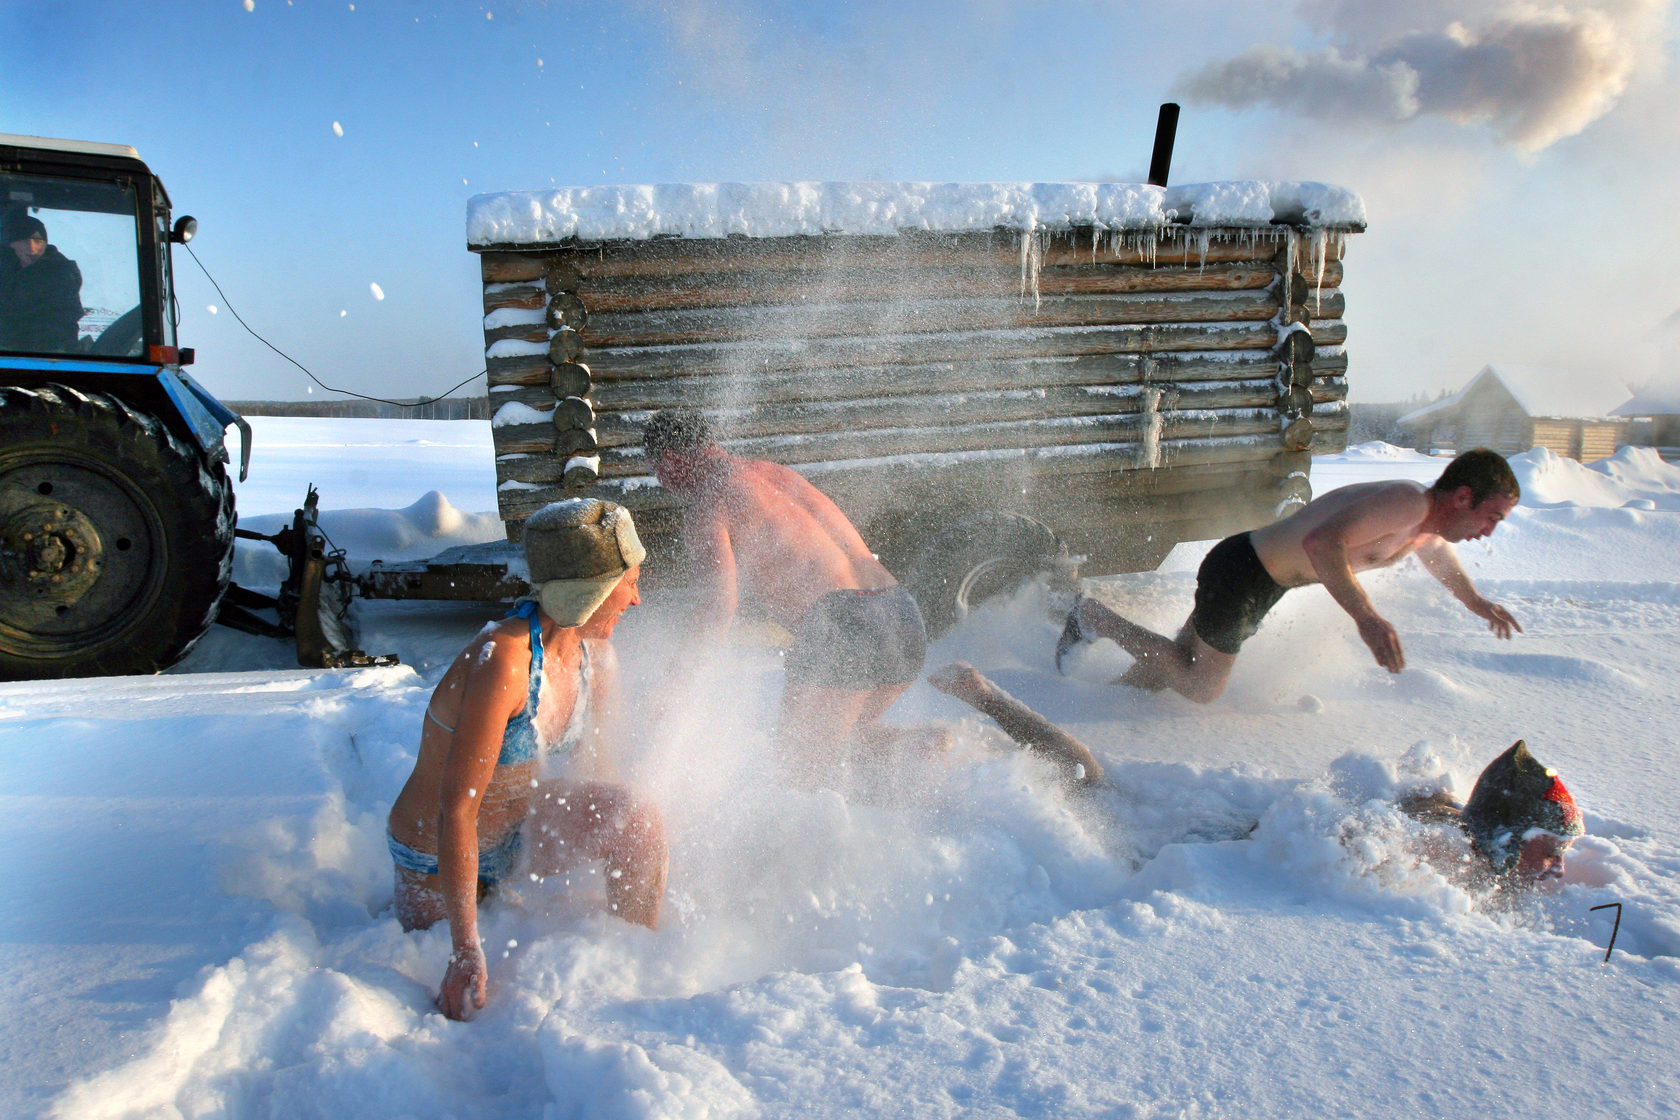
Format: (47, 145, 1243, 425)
(1309, 229, 1330, 315)
(1032, 228, 1044, 309)
(1140, 386, 1164, 469)
(1017, 222, 1044, 309)
(1018, 228, 1029, 299)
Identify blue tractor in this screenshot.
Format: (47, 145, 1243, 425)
(0, 133, 250, 678)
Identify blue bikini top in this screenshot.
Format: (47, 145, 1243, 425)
(497, 600, 592, 767)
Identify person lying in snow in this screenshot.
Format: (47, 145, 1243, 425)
(643, 408, 946, 791)
(1056, 447, 1523, 703)
(386, 499, 668, 1021)
(1399, 740, 1585, 887)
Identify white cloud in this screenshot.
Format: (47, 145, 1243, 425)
(1177, 0, 1669, 150)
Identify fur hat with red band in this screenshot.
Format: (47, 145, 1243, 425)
(1461, 740, 1584, 872)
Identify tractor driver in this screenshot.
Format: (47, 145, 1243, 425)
(0, 211, 83, 353)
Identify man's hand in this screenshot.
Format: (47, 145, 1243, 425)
(1356, 614, 1405, 673)
(1467, 597, 1522, 639)
(438, 943, 488, 1021)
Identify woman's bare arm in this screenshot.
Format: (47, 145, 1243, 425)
(434, 631, 525, 1020)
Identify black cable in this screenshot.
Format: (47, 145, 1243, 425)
(183, 243, 486, 408)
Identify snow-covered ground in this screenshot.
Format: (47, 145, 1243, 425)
(4, 418, 1679, 1120)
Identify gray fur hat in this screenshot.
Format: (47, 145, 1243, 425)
(522, 498, 646, 626)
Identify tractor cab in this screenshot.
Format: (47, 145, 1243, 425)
(0, 134, 246, 680)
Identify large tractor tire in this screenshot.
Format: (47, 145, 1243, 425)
(0, 384, 235, 679)
(899, 510, 1074, 637)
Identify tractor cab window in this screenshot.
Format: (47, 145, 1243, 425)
(1, 173, 143, 358)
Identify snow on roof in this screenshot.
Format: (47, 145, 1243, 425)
(465, 180, 1365, 246)
(1398, 364, 1633, 426)
(1614, 380, 1680, 416)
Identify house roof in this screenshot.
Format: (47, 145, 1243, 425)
(1398, 365, 1632, 426)
(1614, 380, 1680, 416)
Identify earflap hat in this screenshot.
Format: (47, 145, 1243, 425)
(522, 498, 645, 626)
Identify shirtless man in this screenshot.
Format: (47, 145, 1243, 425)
(1056, 447, 1523, 703)
(643, 410, 931, 787)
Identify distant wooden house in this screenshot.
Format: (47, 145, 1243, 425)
(1613, 306, 1680, 454)
(1397, 365, 1629, 463)
(1612, 382, 1680, 454)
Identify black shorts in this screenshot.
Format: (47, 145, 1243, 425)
(1190, 532, 1288, 656)
(784, 586, 928, 690)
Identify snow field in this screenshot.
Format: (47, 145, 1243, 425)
(3, 419, 1679, 1118)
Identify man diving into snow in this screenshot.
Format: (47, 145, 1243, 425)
(643, 410, 941, 789)
(1056, 447, 1524, 703)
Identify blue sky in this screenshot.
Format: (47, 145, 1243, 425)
(4, 0, 1676, 405)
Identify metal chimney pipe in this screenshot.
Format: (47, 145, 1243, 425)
(1148, 103, 1180, 187)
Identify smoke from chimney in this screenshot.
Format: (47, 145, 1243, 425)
(1175, 0, 1667, 151)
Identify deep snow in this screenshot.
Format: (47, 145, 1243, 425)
(3, 419, 1678, 1120)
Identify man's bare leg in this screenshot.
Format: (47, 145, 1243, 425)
(780, 682, 952, 790)
(1069, 601, 1236, 704)
(850, 682, 955, 758)
(777, 683, 875, 789)
(929, 662, 1104, 787)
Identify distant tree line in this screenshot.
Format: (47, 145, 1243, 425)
(1346, 401, 1413, 445)
(225, 397, 492, 420)
(229, 397, 1418, 440)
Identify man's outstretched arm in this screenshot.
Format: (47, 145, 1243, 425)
(1300, 486, 1430, 673)
(1415, 539, 1522, 639)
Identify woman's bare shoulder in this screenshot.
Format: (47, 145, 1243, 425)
(454, 618, 533, 682)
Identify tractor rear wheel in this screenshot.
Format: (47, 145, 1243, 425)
(900, 511, 1074, 637)
(0, 384, 234, 679)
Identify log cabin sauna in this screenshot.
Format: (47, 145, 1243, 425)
(448, 181, 1365, 625)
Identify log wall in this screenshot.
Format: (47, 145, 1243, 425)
(1531, 419, 1627, 463)
(474, 225, 1355, 573)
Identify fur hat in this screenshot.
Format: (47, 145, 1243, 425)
(2, 211, 47, 245)
(1461, 740, 1584, 872)
(522, 498, 645, 626)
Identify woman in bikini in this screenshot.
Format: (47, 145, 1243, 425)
(386, 499, 667, 1021)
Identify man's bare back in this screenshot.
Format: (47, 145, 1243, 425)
(687, 457, 897, 632)
(643, 409, 936, 790)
